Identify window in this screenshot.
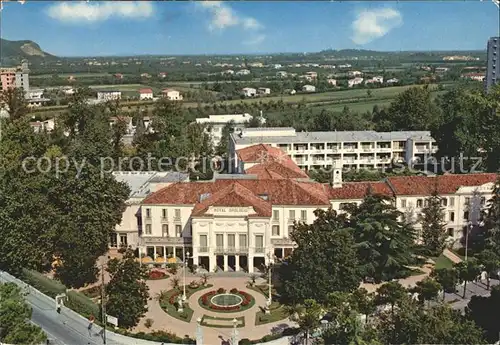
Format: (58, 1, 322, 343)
(162, 224, 169, 237)
(239, 234, 247, 249)
(119, 234, 127, 246)
(145, 224, 152, 235)
(175, 225, 182, 237)
(400, 199, 407, 208)
(301, 210, 307, 221)
(255, 235, 264, 251)
(110, 233, 118, 247)
(289, 210, 295, 220)
(416, 199, 423, 208)
(272, 225, 280, 236)
(463, 211, 469, 220)
(441, 198, 448, 207)
(162, 208, 167, 219)
(174, 209, 181, 220)
(145, 208, 151, 218)
(216, 234, 224, 248)
(340, 202, 355, 210)
(449, 212, 455, 222)
(465, 197, 470, 205)
(481, 197, 486, 205)
(450, 197, 455, 207)
(447, 228, 454, 237)
(228, 234, 235, 248)
(273, 210, 279, 221)
(424, 199, 429, 207)
(199, 235, 208, 252)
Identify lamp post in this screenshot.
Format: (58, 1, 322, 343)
(231, 318, 238, 345)
(465, 221, 472, 261)
(182, 250, 193, 301)
(267, 253, 274, 304)
(196, 317, 203, 345)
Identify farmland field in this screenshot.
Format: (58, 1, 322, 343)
(31, 72, 113, 79)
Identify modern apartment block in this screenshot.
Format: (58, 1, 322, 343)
(486, 37, 499, 93)
(196, 113, 264, 147)
(229, 127, 437, 172)
(130, 143, 497, 273)
(0, 61, 29, 92)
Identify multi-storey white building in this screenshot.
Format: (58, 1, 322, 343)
(195, 113, 265, 147)
(97, 90, 121, 102)
(229, 127, 437, 172)
(133, 143, 497, 273)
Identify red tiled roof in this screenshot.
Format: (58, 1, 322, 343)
(142, 179, 331, 206)
(327, 181, 393, 200)
(237, 144, 287, 163)
(246, 160, 308, 179)
(191, 183, 271, 217)
(387, 173, 497, 196)
(139, 88, 153, 94)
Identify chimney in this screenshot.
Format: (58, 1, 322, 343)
(331, 163, 343, 188)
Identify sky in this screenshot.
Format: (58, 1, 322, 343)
(1, 1, 499, 57)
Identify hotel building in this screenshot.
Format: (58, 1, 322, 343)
(229, 127, 437, 172)
(122, 144, 496, 273)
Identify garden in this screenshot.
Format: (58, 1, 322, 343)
(198, 288, 255, 313)
(158, 279, 213, 323)
(147, 269, 169, 280)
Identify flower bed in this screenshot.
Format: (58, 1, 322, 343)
(147, 270, 169, 280)
(159, 285, 213, 323)
(198, 288, 255, 313)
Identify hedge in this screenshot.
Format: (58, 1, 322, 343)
(21, 269, 66, 298)
(65, 290, 100, 319)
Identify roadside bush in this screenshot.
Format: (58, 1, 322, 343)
(65, 291, 99, 319)
(21, 269, 66, 298)
(80, 285, 101, 298)
(239, 339, 252, 345)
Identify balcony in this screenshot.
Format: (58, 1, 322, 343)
(254, 247, 265, 254)
(198, 246, 209, 253)
(140, 237, 192, 245)
(343, 147, 356, 152)
(361, 147, 373, 152)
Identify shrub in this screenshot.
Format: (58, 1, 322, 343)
(167, 263, 179, 275)
(80, 285, 101, 298)
(65, 291, 99, 319)
(148, 270, 167, 280)
(21, 269, 66, 298)
(188, 280, 199, 289)
(144, 318, 154, 329)
(230, 288, 238, 293)
(217, 287, 226, 294)
(239, 339, 252, 345)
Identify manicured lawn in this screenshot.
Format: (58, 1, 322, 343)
(158, 284, 213, 323)
(255, 302, 288, 325)
(198, 289, 255, 313)
(246, 284, 268, 297)
(432, 254, 455, 269)
(201, 315, 245, 328)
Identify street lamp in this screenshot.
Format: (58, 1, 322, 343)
(196, 317, 203, 345)
(231, 318, 238, 345)
(465, 221, 472, 261)
(267, 253, 274, 305)
(182, 250, 193, 301)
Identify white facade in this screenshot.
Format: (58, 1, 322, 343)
(348, 71, 363, 77)
(139, 89, 154, 100)
(327, 79, 337, 86)
(196, 113, 261, 147)
(258, 87, 271, 95)
(97, 91, 121, 101)
(236, 69, 251, 76)
(162, 89, 182, 101)
(302, 85, 316, 92)
(386, 78, 399, 84)
(242, 87, 257, 97)
(276, 71, 288, 78)
(229, 127, 437, 171)
(348, 78, 364, 87)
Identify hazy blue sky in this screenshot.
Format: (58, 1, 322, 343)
(1, 1, 499, 56)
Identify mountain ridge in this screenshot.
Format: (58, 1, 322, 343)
(1, 38, 56, 62)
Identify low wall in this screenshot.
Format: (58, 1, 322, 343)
(0, 270, 293, 345)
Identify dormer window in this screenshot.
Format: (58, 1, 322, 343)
(259, 194, 269, 201)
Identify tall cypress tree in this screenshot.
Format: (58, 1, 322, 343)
(420, 186, 447, 256)
(484, 176, 500, 256)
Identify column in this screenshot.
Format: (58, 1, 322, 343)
(153, 246, 157, 259)
(173, 246, 177, 259)
(223, 255, 229, 272)
(163, 246, 167, 259)
(235, 255, 240, 272)
(248, 254, 254, 273)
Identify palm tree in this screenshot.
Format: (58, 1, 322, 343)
(170, 277, 180, 291)
(201, 273, 210, 286)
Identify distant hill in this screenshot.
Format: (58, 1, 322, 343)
(1, 38, 56, 63)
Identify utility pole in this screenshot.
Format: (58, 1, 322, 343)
(101, 266, 107, 345)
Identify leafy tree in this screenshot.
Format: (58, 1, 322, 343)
(466, 285, 500, 343)
(375, 281, 408, 316)
(455, 258, 481, 299)
(419, 188, 447, 256)
(292, 299, 323, 345)
(106, 247, 149, 328)
(431, 267, 458, 301)
(279, 208, 361, 304)
(412, 277, 441, 305)
(483, 176, 500, 256)
(0, 87, 29, 120)
(215, 120, 235, 156)
(349, 288, 376, 321)
(377, 300, 486, 344)
(345, 193, 417, 281)
(475, 249, 500, 290)
(0, 282, 47, 344)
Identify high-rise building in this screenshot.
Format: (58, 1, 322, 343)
(486, 37, 499, 92)
(0, 61, 30, 92)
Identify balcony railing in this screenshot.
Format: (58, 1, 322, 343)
(198, 246, 209, 253)
(214, 246, 248, 254)
(254, 247, 265, 254)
